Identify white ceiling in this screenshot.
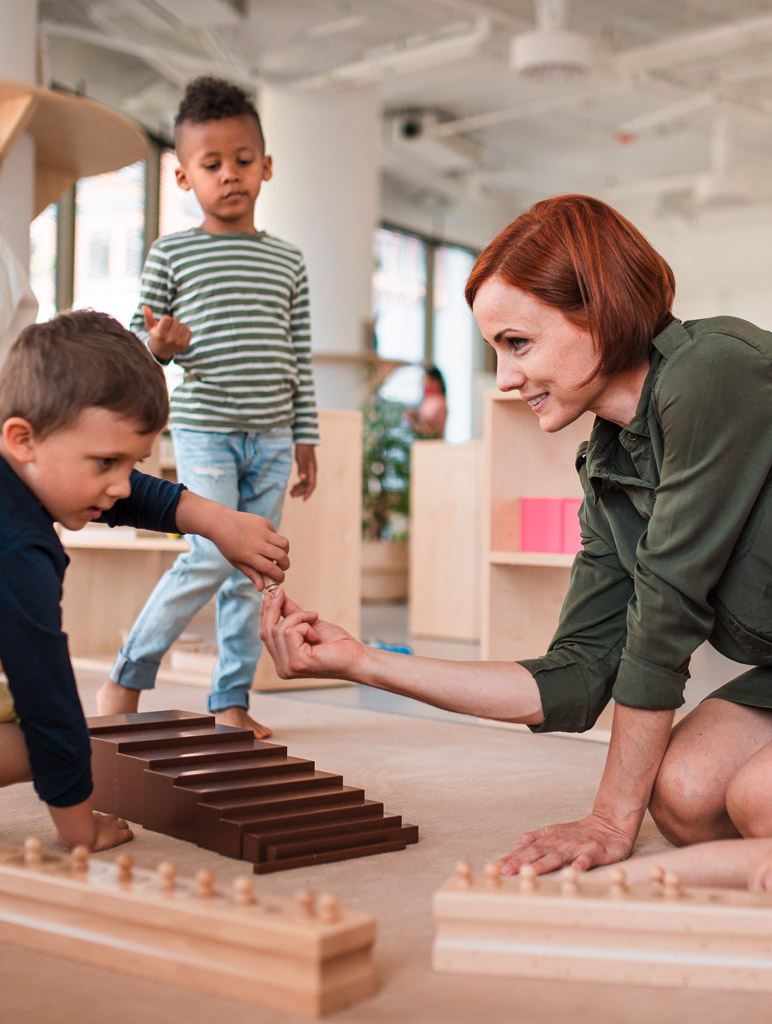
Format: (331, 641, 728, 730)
(35, 0, 772, 219)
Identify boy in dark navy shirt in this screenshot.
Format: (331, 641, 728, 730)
(0, 310, 289, 852)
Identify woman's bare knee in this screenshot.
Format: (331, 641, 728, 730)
(649, 700, 772, 846)
(649, 751, 739, 846)
(726, 746, 772, 838)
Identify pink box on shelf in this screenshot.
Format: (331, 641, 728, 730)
(561, 497, 583, 554)
(520, 498, 563, 553)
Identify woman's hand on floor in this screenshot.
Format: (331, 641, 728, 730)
(497, 811, 636, 876)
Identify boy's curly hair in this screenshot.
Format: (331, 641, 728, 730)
(174, 76, 265, 151)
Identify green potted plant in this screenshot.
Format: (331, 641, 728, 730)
(360, 368, 413, 601)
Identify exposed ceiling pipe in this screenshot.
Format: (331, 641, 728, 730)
(615, 13, 772, 77)
(39, 20, 256, 82)
(292, 17, 490, 90)
(694, 113, 748, 207)
(534, 0, 569, 33)
(617, 93, 715, 136)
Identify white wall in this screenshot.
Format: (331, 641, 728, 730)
(630, 202, 772, 329)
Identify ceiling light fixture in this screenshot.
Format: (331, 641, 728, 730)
(510, 0, 593, 81)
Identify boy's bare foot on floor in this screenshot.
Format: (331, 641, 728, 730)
(214, 706, 273, 739)
(95, 680, 140, 717)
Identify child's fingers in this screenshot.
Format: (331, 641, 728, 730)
(142, 305, 156, 330)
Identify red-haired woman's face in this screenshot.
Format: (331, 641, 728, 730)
(473, 277, 633, 432)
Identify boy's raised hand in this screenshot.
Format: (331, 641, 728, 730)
(216, 510, 290, 591)
(172, 492, 290, 591)
(142, 304, 192, 362)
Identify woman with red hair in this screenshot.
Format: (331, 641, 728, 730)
(261, 194, 772, 885)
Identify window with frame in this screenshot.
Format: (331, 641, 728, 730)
(373, 225, 480, 443)
(72, 160, 146, 327)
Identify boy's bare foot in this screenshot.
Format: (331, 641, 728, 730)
(95, 680, 140, 717)
(214, 706, 273, 739)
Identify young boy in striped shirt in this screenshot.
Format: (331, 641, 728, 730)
(97, 76, 320, 739)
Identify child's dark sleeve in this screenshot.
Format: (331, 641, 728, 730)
(98, 471, 187, 534)
(0, 538, 93, 807)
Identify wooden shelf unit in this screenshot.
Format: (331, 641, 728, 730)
(481, 390, 594, 662)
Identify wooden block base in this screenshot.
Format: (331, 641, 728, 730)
(0, 839, 376, 1017)
(433, 861, 772, 993)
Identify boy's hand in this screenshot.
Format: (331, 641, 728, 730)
(203, 507, 290, 590)
(290, 444, 317, 501)
(142, 305, 192, 362)
(173, 491, 290, 589)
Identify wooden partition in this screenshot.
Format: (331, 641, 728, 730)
(408, 439, 483, 642)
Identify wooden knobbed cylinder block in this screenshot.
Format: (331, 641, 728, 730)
(0, 839, 378, 1019)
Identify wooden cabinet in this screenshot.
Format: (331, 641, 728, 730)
(481, 390, 594, 662)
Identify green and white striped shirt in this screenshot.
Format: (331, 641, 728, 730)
(131, 228, 320, 444)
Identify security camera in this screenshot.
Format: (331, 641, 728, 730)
(399, 116, 424, 139)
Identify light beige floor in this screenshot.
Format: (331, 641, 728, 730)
(3, 657, 769, 1024)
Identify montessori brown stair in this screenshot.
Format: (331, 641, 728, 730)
(88, 710, 418, 873)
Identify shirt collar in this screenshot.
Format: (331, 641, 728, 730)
(582, 318, 685, 496)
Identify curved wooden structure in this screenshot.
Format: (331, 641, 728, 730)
(0, 78, 148, 215)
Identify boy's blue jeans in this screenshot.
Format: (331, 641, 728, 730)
(109, 426, 293, 712)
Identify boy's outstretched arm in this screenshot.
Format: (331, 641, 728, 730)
(173, 489, 290, 589)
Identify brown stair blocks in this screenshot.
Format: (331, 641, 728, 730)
(87, 710, 418, 873)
